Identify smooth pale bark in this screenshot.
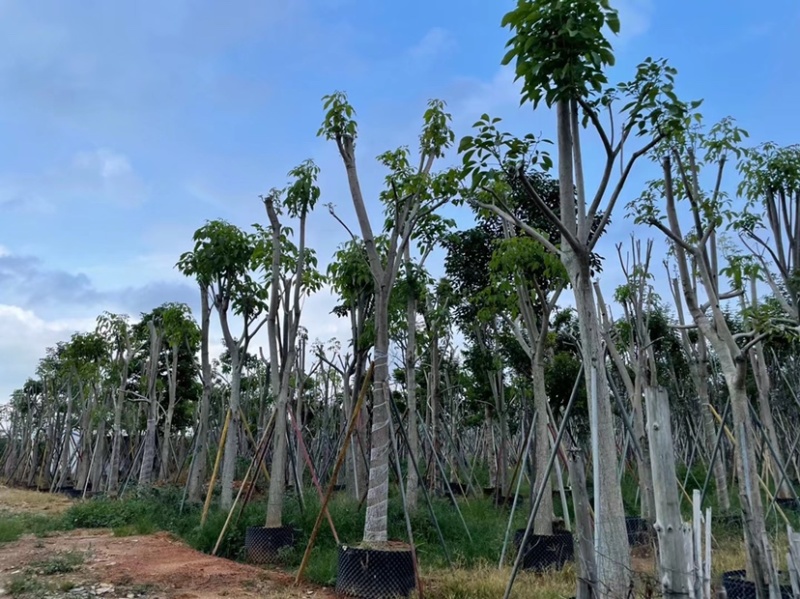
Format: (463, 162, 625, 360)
(363, 294, 392, 543)
(89, 414, 107, 491)
(108, 352, 130, 495)
(427, 324, 441, 491)
(60, 382, 74, 485)
(187, 285, 213, 503)
(751, 341, 791, 499)
(264, 194, 309, 528)
(158, 344, 180, 481)
(645, 387, 689, 598)
(332, 117, 444, 544)
(219, 349, 242, 510)
(265, 194, 289, 528)
(661, 154, 774, 591)
(557, 99, 630, 597)
(671, 279, 730, 510)
(596, 287, 655, 521)
(75, 385, 94, 490)
(405, 251, 420, 510)
(531, 354, 553, 534)
(567, 448, 597, 599)
(139, 320, 163, 486)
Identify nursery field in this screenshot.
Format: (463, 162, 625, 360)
(0, 485, 773, 599)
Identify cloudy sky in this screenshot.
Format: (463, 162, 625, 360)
(1, 0, 798, 402)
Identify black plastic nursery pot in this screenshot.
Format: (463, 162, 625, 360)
(625, 516, 651, 547)
(721, 570, 793, 599)
(448, 481, 467, 496)
(335, 543, 416, 599)
(775, 497, 800, 513)
(514, 529, 574, 572)
(57, 486, 82, 499)
(244, 526, 297, 564)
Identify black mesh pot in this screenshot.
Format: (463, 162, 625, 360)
(448, 481, 467, 496)
(336, 544, 416, 599)
(57, 486, 82, 499)
(775, 497, 800, 513)
(244, 526, 297, 564)
(721, 570, 793, 599)
(625, 516, 650, 547)
(514, 529, 574, 572)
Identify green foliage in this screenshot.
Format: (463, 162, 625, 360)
(7, 573, 48, 597)
(459, 115, 552, 190)
(59, 486, 532, 585)
(738, 142, 800, 202)
(631, 116, 748, 231)
(0, 512, 66, 543)
(501, 0, 619, 107)
(29, 551, 84, 575)
(177, 219, 266, 319)
(319, 91, 358, 141)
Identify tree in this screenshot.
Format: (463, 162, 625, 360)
(259, 160, 324, 529)
(459, 2, 695, 594)
(96, 311, 134, 494)
(177, 220, 267, 509)
(319, 92, 459, 544)
(634, 116, 779, 594)
(326, 237, 377, 498)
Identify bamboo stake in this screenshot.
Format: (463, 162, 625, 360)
(201, 408, 231, 527)
(294, 362, 374, 585)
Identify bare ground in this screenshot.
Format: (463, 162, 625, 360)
(0, 529, 336, 599)
(0, 486, 335, 599)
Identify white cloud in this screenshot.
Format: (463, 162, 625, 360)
(66, 148, 146, 207)
(407, 27, 456, 64)
(0, 147, 147, 213)
(73, 148, 133, 180)
(0, 304, 95, 403)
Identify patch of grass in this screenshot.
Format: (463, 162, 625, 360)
(424, 563, 575, 599)
(29, 550, 85, 575)
(7, 573, 49, 598)
(0, 510, 67, 543)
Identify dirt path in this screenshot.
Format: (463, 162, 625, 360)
(0, 529, 335, 599)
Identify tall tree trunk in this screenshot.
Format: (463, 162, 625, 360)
(405, 275, 420, 511)
(531, 350, 554, 534)
(219, 356, 242, 510)
(559, 97, 629, 598)
(90, 416, 107, 492)
(138, 321, 162, 486)
(108, 356, 129, 495)
(363, 292, 391, 544)
(159, 345, 180, 481)
(751, 342, 791, 499)
(428, 329, 441, 491)
(187, 286, 213, 503)
(75, 386, 93, 490)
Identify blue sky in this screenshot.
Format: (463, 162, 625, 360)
(1, 0, 798, 401)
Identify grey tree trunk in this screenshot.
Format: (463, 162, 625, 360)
(139, 320, 163, 486)
(567, 448, 597, 599)
(187, 286, 213, 503)
(556, 99, 630, 597)
(751, 342, 791, 499)
(363, 293, 391, 543)
(531, 354, 554, 534)
(405, 270, 420, 511)
(646, 387, 689, 598)
(108, 356, 129, 495)
(158, 345, 180, 481)
(219, 355, 242, 510)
